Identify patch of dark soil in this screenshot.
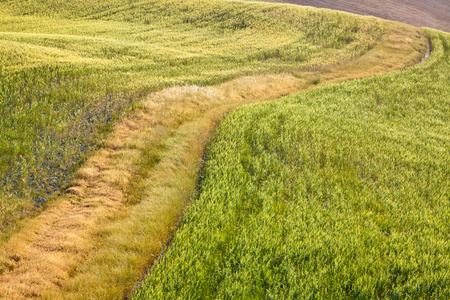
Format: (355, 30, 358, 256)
(265, 0, 449, 32)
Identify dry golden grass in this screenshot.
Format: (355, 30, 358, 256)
(0, 22, 427, 299)
(295, 20, 428, 85)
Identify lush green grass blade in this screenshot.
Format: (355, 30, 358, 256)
(133, 29, 450, 299)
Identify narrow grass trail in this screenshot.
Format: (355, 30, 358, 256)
(0, 22, 427, 299)
(0, 0, 391, 225)
(136, 29, 448, 299)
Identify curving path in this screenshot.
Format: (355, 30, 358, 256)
(265, 0, 450, 32)
(0, 21, 428, 299)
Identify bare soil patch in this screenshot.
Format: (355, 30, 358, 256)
(265, 0, 450, 32)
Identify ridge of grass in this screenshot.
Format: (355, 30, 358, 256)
(132, 29, 449, 299)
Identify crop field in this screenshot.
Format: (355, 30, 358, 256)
(0, 0, 435, 298)
(133, 29, 449, 298)
(0, 0, 388, 228)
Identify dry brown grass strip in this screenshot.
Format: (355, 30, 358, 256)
(0, 22, 427, 299)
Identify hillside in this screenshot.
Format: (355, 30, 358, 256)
(0, 0, 431, 298)
(0, 0, 390, 227)
(134, 28, 450, 299)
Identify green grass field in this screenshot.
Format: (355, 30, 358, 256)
(0, 0, 385, 227)
(133, 29, 449, 299)
(0, 0, 437, 298)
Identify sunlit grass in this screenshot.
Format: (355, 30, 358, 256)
(0, 0, 387, 227)
(0, 0, 430, 298)
(133, 29, 449, 299)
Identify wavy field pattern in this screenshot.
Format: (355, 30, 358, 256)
(134, 29, 449, 299)
(0, 0, 387, 227)
(0, 0, 442, 299)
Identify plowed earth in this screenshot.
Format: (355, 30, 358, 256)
(266, 0, 450, 32)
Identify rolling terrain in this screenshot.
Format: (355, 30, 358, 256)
(0, 0, 440, 298)
(0, 0, 389, 229)
(134, 28, 450, 299)
(265, 0, 450, 32)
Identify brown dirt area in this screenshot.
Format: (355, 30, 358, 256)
(265, 0, 450, 32)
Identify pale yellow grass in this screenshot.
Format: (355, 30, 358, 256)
(0, 22, 427, 299)
(300, 21, 428, 85)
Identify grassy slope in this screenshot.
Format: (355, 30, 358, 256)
(0, 0, 386, 227)
(0, 0, 430, 299)
(133, 29, 449, 299)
